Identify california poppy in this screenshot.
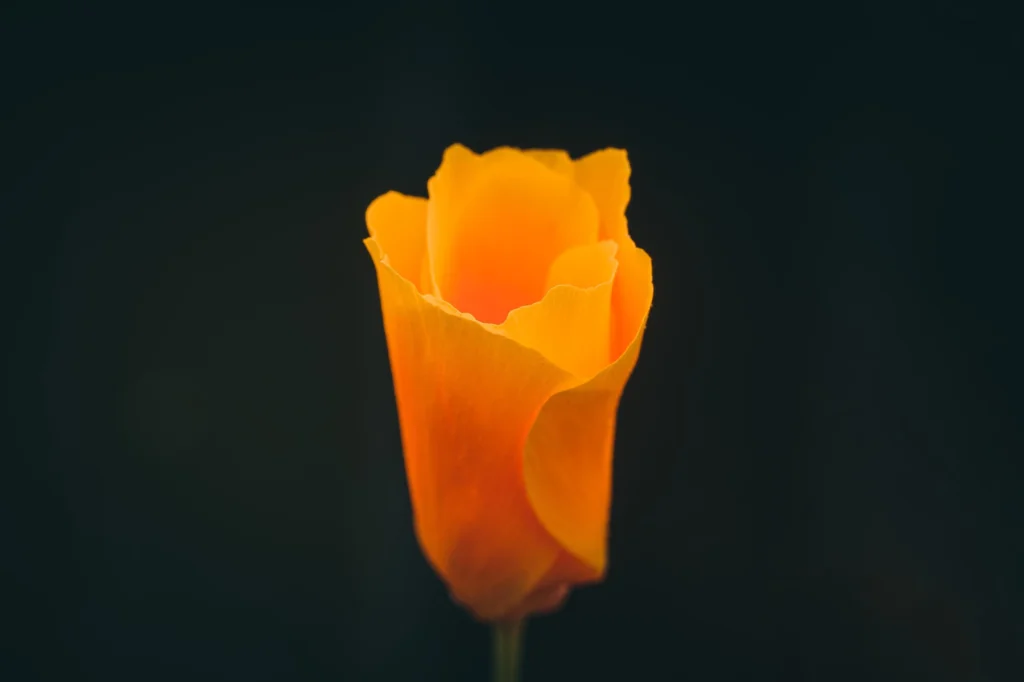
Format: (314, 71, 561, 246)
(364, 144, 653, 622)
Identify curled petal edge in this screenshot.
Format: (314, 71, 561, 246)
(522, 242, 653, 577)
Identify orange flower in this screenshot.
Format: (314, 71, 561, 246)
(364, 144, 653, 621)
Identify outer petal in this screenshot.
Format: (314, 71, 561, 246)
(365, 191, 431, 293)
(426, 145, 599, 324)
(364, 235, 574, 620)
(522, 238, 653, 574)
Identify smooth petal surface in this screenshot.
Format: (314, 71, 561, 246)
(522, 238, 653, 573)
(426, 145, 600, 324)
(545, 240, 618, 291)
(524, 149, 574, 177)
(574, 148, 631, 244)
(365, 235, 575, 620)
(499, 240, 618, 379)
(365, 191, 430, 292)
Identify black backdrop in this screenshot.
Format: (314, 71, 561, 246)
(4, 3, 1021, 681)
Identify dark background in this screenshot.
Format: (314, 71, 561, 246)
(4, 3, 1021, 681)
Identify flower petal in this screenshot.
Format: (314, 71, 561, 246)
(572, 148, 646, 361)
(545, 239, 618, 291)
(425, 143, 479, 215)
(499, 240, 618, 379)
(522, 238, 653, 574)
(365, 191, 431, 293)
(610, 233, 650, 362)
(525, 149, 574, 177)
(365, 235, 575, 620)
(573, 148, 631, 244)
(427, 145, 600, 324)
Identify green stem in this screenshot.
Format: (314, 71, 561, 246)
(492, 619, 525, 682)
